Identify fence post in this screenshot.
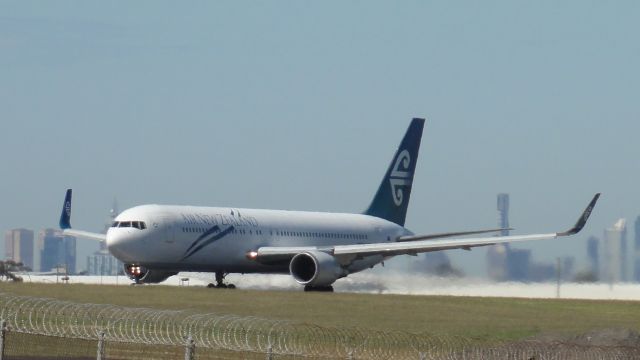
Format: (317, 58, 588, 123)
(0, 320, 6, 360)
(184, 335, 195, 360)
(266, 345, 273, 360)
(347, 349, 354, 360)
(96, 330, 105, 360)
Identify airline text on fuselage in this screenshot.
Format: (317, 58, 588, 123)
(180, 212, 259, 227)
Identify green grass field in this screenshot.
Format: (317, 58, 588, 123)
(1, 282, 638, 344)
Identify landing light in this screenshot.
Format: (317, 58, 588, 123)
(246, 251, 258, 260)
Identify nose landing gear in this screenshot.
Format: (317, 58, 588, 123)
(207, 272, 236, 289)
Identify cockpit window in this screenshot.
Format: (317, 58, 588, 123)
(112, 221, 146, 229)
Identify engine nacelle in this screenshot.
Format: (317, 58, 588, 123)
(124, 264, 176, 284)
(289, 251, 345, 287)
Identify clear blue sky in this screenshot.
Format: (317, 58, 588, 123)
(1, 2, 639, 275)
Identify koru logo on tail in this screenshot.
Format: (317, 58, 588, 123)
(389, 149, 412, 206)
(65, 201, 71, 217)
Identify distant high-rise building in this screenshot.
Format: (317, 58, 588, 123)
(561, 256, 575, 281)
(487, 243, 509, 281)
(37, 229, 76, 274)
(528, 262, 556, 282)
(487, 194, 514, 281)
(4, 229, 34, 270)
(602, 219, 627, 283)
(587, 236, 599, 277)
(87, 198, 122, 276)
(497, 193, 510, 236)
(86, 252, 121, 276)
(506, 248, 531, 281)
(634, 216, 640, 282)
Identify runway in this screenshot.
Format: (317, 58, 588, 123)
(20, 271, 640, 301)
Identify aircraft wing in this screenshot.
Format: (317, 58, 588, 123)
(58, 189, 107, 242)
(396, 228, 512, 242)
(254, 193, 600, 264)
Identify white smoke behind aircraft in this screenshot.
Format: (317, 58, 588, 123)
(23, 272, 640, 301)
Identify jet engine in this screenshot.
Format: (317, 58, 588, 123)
(124, 264, 177, 284)
(289, 251, 345, 287)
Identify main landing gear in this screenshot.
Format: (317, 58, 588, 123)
(304, 285, 334, 292)
(207, 272, 236, 289)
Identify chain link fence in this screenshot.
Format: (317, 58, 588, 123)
(0, 292, 638, 359)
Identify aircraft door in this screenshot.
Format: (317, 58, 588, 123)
(161, 216, 176, 244)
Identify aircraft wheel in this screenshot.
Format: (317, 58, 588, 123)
(304, 285, 334, 292)
(207, 283, 215, 288)
(227, 284, 236, 289)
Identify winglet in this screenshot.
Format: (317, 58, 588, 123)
(557, 193, 600, 237)
(59, 189, 72, 229)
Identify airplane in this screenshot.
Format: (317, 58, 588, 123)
(58, 118, 600, 291)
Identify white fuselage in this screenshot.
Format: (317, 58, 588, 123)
(106, 204, 411, 275)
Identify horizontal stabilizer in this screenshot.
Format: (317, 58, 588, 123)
(62, 229, 106, 242)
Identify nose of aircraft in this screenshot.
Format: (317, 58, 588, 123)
(106, 229, 138, 263)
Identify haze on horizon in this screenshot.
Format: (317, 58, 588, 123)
(1, 2, 639, 277)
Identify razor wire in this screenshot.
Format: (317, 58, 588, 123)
(0, 292, 457, 358)
(1, 292, 639, 359)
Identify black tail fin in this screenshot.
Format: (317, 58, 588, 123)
(364, 118, 425, 226)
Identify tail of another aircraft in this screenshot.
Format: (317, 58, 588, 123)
(365, 118, 425, 226)
(59, 189, 72, 229)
